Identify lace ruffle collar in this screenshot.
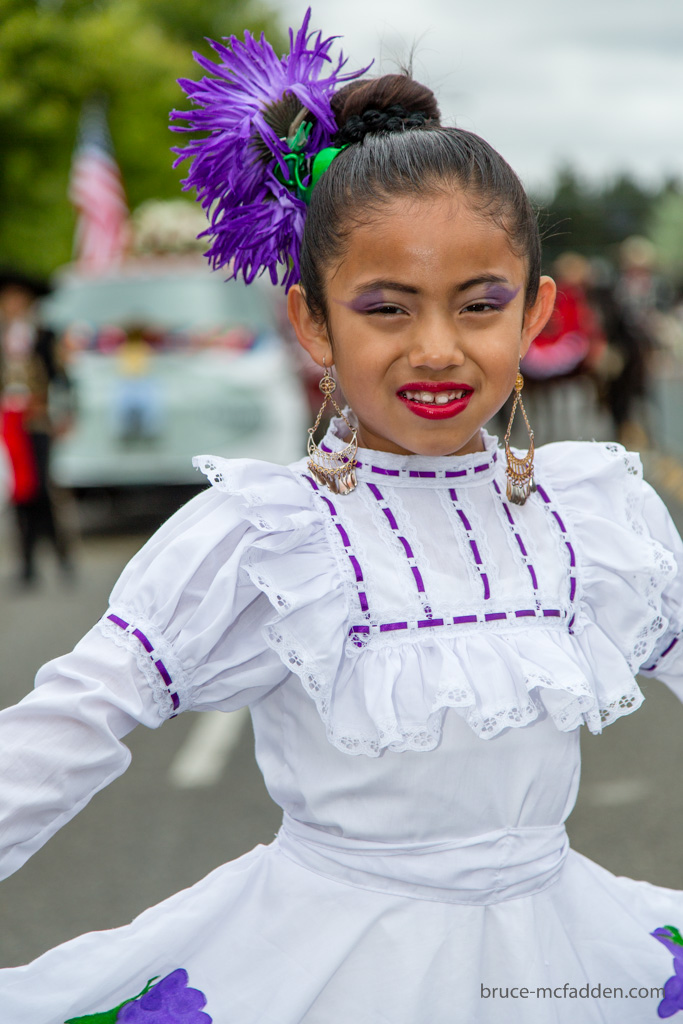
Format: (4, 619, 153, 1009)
(321, 415, 500, 487)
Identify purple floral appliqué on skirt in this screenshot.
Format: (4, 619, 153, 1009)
(64, 969, 211, 1024)
(652, 926, 683, 1017)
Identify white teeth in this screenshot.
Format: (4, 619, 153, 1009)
(401, 388, 468, 404)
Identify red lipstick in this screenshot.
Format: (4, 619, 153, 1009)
(396, 381, 474, 420)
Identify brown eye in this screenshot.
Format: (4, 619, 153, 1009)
(463, 301, 499, 313)
(366, 304, 405, 316)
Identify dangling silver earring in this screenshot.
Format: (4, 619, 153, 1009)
(504, 371, 535, 505)
(307, 360, 358, 494)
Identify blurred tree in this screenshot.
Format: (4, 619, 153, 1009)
(649, 186, 683, 284)
(0, 0, 281, 276)
(536, 166, 664, 270)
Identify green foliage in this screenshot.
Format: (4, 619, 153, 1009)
(535, 166, 681, 276)
(0, 0, 282, 276)
(649, 186, 683, 282)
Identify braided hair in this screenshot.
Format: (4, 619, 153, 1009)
(299, 73, 540, 325)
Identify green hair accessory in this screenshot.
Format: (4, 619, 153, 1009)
(275, 121, 347, 205)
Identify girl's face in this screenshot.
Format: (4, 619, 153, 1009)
(288, 190, 556, 457)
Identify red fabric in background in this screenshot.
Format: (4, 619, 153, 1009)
(1, 408, 39, 504)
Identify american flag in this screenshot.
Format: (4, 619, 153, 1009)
(69, 97, 129, 273)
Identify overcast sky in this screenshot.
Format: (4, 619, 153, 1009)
(277, 0, 683, 192)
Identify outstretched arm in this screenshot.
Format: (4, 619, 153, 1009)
(0, 626, 161, 881)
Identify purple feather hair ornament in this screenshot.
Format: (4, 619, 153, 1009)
(170, 8, 371, 290)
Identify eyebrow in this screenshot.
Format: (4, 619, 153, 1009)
(351, 274, 510, 296)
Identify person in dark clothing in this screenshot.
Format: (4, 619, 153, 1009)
(0, 271, 74, 585)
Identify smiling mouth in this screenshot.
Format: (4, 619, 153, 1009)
(397, 387, 472, 405)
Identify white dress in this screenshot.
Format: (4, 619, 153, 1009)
(1, 423, 683, 1023)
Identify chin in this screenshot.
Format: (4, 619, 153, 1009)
(395, 431, 483, 458)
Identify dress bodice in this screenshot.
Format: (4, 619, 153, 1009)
(97, 425, 683, 851)
(247, 426, 580, 845)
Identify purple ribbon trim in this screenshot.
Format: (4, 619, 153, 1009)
(106, 614, 180, 717)
(107, 613, 129, 630)
(336, 523, 351, 547)
(313, 446, 497, 481)
(552, 510, 567, 532)
(491, 484, 540, 598)
(132, 627, 154, 654)
(411, 565, 426, 592)
(469, 539, 482, 565)
(348, 606, 568, 641)
(349, 555, 364, 583)
(307, 471, 371, 618)
(457, 508, 472, 532)
(383, 506, 399, 530)
(399, 535, 414, 558)
(534, 482, 577, 623)
(364, 481, 431, 607)
(643, 636, 680, 671)
(321, 495, 337, 516)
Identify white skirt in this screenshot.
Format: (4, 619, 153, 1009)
(0, 823, 681, 1024)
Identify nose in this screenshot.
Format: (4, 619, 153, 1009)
(407, 316, 466, 370)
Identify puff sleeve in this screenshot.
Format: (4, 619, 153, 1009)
(636, 478, 683, 694)
(0, 459, 332, 878)
(533, 441, 683, 707)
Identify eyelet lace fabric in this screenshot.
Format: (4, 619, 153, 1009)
(182, 439, 683, 756)
(99, 605, 189, 719)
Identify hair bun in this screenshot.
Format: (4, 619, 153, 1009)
(331, 73, 439, 145)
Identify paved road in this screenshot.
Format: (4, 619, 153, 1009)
(1, 473, 683, 969)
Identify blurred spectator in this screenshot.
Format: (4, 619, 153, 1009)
(0, 271, 75, 586)
(616, 236, 672, 341)
(589, 257, 653, 449)
(522, 252, 605, 381)
(511, 253, 609, 444)
(112, 325, 164, 444)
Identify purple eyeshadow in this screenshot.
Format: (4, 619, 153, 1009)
(339, 290, 389, 313)
(482, 283, 521, 307)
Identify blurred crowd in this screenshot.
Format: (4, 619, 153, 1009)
(502, 236, 683, 449)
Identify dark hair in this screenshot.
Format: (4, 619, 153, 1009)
(299, 74, 541, 323)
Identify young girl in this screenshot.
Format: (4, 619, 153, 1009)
(2, 11, 683, 1022)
